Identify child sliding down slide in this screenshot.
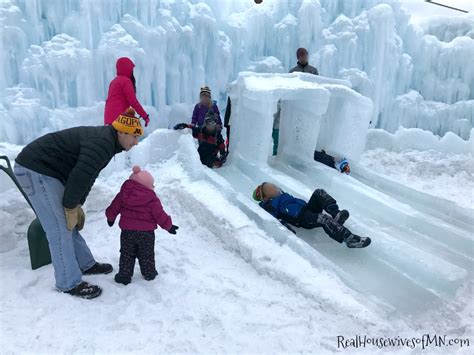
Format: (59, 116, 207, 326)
(174, 112, 227, 169)
(253, 183, 371, 248)
(106, 166, 179, 285)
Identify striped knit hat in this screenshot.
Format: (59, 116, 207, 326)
(112, 108, 144, 136)
(200, 86, 211, 98)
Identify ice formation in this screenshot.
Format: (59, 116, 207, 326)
(228, 72, 372, 163)
(1, 0, 473, 144)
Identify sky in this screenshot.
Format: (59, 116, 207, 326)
(399, 0, 473, 23)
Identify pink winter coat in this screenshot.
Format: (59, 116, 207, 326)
(104, 57, 148, 125)
(105, 180, 172, 232)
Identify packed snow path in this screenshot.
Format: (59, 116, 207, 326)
(0, 131, 472, 352)
(1, 146, 408, 353)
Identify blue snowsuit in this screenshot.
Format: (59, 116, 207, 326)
(259, 192, 307, 226)
(259, 189, 350, 243)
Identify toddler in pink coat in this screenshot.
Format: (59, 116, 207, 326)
(106, 166, 178, 285)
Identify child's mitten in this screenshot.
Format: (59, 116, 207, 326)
(168, 225, 179, 234)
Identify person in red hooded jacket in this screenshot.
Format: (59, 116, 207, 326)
(104, 57, 150, 126)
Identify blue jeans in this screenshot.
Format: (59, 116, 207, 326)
(14, 164, 96, 291)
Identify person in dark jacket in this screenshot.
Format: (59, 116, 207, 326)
(253, 182, 371, 248)
(191, 86, 222, 127)
(174, 112, 227, 169)
(314, 150, 351, 174)
(289, 47, 319, 75)
(14, 108, 144, 299)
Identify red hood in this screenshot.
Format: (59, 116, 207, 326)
(116, 57, 135, 78)
(120, 179, 156, 207)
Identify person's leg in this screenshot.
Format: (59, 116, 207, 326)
(316, 213, 351, 244)
(272, 129, 279, 156)
(116, 230, 137, 284)
(137, 231, 158, 281)
(71, 229, 96, 272)
(14, 165, 83, 291)
(299, 209, 369, 247)
(306, 189, 349, 224)
(299, 209, 349, 243)
(203, 152, 218, 168)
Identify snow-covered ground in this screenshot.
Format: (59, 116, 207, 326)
(360, 148, 474, 209)
(1, 0, 473, 352)
(3, 129, 472, 353)
(0, 131, 473, 354)
(0, 136, 406, 354)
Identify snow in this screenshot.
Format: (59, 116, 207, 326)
(365, 127, 474, 155)
(1, 126, 473, 351)
(0, 131, 405, 353)
(360, 147, 474, 209)
(1, 0, 474, 352)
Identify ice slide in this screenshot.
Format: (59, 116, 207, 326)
(202, 73, 473, 321)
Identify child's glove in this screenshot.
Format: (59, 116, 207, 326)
(174, 123, 188, 130)
(168, 225, 179, 234)
(107, 220, 114, 227)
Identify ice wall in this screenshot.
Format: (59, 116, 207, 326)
(0, 0, 472, 145)
(228, 72, 373, 164)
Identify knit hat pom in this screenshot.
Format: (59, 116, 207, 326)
(132, 165, 141, 174)
(125, 107, 136, 116)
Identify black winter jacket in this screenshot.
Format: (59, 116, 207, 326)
(16, 125, 123, 208)
(289, 62, 319, 75)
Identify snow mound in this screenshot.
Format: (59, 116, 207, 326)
(366, 126, 474, 155)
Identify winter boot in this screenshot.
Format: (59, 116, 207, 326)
(114, 273, 132, 285)
(345, 234, 371, 248)
(144, 270, 158, 281)
(64, 282, 102, 299)
(333, 210, 350, 225)
(83, 262, 113, 275)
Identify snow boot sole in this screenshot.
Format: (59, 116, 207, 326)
(345, 235, 371, 248)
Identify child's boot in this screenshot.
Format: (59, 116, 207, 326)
(114, 273, 132, 285)
(344, 233, 371, 248)
(144, 270, 158, 281)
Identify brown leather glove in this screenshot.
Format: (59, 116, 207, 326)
(64, 206, 79, 231)
(77, 206, 86, 231)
